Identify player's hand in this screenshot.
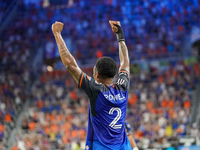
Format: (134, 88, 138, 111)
(52, 21, 64, 35)
(109, 20, 121, 33)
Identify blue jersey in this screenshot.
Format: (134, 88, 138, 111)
(78, 69, 131, 150)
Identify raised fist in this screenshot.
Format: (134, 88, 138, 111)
(109, 20, 121, 33)
(52, 21, 64, 35)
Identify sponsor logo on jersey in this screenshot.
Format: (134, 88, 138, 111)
(86, 75, 91, 81)
(85, 145, 89, 150)
(116, 78, 125, 85)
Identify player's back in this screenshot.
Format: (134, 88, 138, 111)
(91, 84, 130, 149)
(78, 70, 132, 150)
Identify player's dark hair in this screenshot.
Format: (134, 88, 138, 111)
(95, 56, 118, 78)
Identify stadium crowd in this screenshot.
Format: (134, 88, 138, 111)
(2, 0, 200, 65)
(0, 0, 200, 149)
(127, 61, 200, 149)
(10, 60, 200, 150)
(0, 40, 36, 148)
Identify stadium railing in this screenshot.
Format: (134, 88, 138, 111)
(190, 80, 200, 127)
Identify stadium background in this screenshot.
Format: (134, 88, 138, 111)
(0, 0, 200, 150)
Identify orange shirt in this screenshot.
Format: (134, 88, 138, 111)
(161, 99, 168, 108)
(172, 69, 178, 77)
(71, 130, 77, 138)
(44, 126, 50, 134)
(28, 122, 36, 131)
(135, 130, 143, 139)
(26, 140, 32, 148)
(67, 114, 73, 121)
(62, 135, 68, 144)
(70, 91, 76, 100)
(51, 124, 58, 133)
(184, 100, 191, 108)
(168, 109, 175, 118)
(151, 108, 157, 114)
(177, 127, 182, 133)
(37, 99, 44, 108)
(0, 124, 4, 132)
(5, 114, 11, 123)
(79, 129, 86, 139)
(146, 101, 153, 111)
(168, 100, 174, 108)
(128, 93, 138, 106)
(64, 122, 70, 129)
(78, 107, 85, 113)
(12, 146, 18, 150)
(50, 114, 55, 121)
(158, 76, 164, 83)
(96, 51, 103, 58)
(157, 108, 163, 114)
(57, 113, 63, 122)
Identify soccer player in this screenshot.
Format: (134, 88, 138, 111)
(125, 121, 139, 150)
(52, 20, 132, 150)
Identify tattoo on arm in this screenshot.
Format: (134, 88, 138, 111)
(119, 42, 128, 54)
(121, 43, 127, 51)
(60, 49, 66, 54)
(54, 33, 81, 83)
(119, 41, 129, 72)
(59, 44, 70, 58)
(59, 44, 66, 50)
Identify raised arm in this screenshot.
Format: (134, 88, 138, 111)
(109, 21, 130, 73)
(118, 41, 129, 72)
(52, 21, 82, 83)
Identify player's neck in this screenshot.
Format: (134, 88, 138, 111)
(97, 78, 113, 85)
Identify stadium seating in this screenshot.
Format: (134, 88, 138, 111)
(9, 59, 199, 149)
(0, 0, 200, 149)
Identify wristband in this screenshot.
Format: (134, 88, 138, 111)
(133, 147, 139, 150)
(114, 24, 125, 42)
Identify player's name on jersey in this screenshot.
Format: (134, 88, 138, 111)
(104, 93, 125, 101)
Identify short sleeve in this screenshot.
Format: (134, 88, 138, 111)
(78, 72, 99, 97)
(114, 69, 129, 91)
(78, 72, 101, 116)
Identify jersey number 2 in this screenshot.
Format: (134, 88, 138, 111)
(109, 107, 122, 129)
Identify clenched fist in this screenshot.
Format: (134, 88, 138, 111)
(109, 20, 121, 33)
(52, 21, 64, 35)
